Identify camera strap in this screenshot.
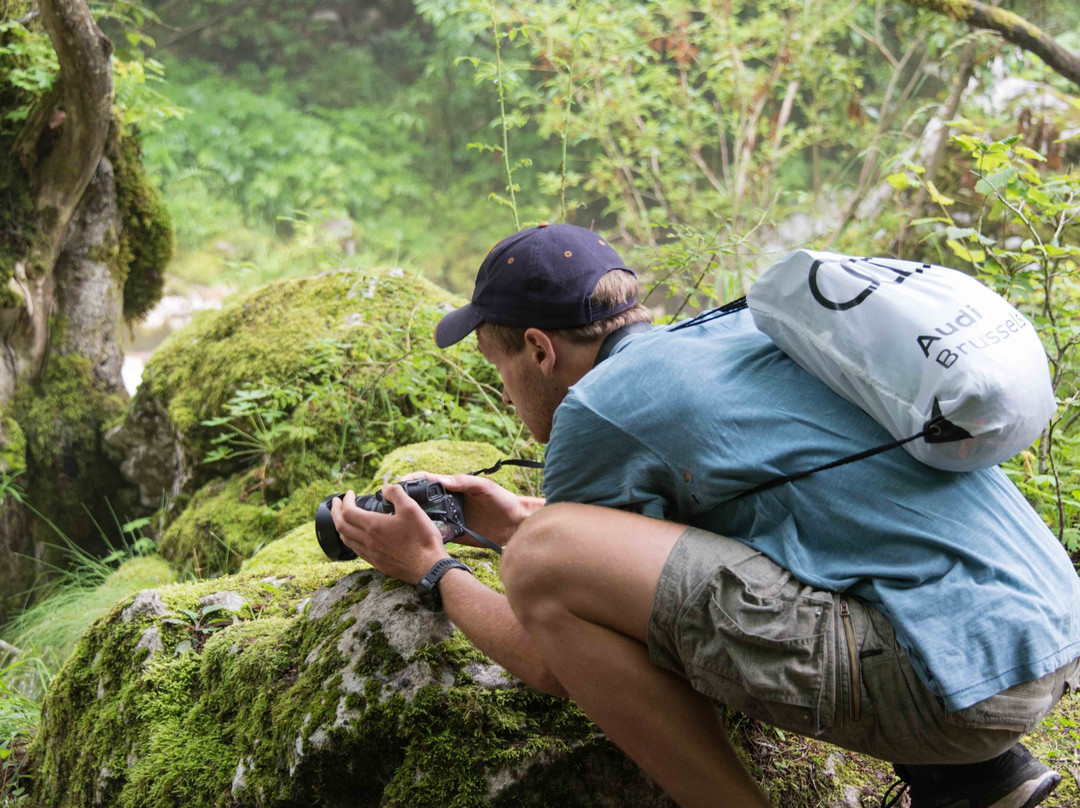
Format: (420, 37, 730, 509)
(468, 458, 545, 477)
(456, 525, 505, 555)
(439, 458, 546, 555)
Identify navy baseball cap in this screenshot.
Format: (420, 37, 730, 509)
(435, 223, 638, 348)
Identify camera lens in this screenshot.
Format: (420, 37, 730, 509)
(315, 495, 356, 561)
(358, 494, 389, 514)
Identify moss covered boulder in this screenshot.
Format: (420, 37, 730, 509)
(24, 558, 677, 807)
(107, 267, 513, 516)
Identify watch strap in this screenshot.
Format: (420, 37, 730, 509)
(416, 558, 472, 611)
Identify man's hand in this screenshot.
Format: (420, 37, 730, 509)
(329, 485, 449, 585)
(399, 472, 545, 547)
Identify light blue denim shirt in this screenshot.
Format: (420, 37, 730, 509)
(543, 308, 1080, 711)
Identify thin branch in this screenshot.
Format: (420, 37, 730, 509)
(898, 0, 1080, 88)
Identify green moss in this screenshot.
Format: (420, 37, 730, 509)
(160, 472, 344, 575)
(10, 352, 130, 550)
(25, 564, 665, 808)
(27, 555, 1080, 808)
(111, 133, 174, 322)
(241, 521, 342, 573)
(0, 414, 27, 475)
(366, 439, 540, 496)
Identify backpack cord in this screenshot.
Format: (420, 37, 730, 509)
(729, 421, 942, 502)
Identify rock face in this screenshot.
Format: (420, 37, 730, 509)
(25, 560, 676, 808)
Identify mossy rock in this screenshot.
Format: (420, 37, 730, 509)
(111, 267, 513, 526)
(10, 353, 131, 551)
(21, 553, 1080, 807)
(241, 521, 328, 573)
(24, 560, 677, 808)
(158, 472, 341, 575)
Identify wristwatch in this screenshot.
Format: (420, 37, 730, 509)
(415, 558, 472, 612)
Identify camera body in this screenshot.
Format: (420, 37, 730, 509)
(315, 479, 467, 561)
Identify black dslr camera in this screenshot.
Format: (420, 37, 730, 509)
(315, 479, 467, 561)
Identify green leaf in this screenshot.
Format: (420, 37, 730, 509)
(945, 226, 977, 241)
(1012, 145, 1046, 162)
(1025, 187, 1052, 207)
(946, 240, 984, 264)
(122, 516, 153, 533)
(886, 172, 916, 190)
(926, 181, 954, 206)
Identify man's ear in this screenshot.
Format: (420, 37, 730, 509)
(522, 328, 557, 376)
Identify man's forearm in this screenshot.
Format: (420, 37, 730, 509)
(439, 568, 567, 697)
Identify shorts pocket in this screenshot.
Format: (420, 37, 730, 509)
(678, 567, 832, 712)
(858, 646, 930, 750)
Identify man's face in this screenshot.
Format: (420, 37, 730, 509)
(476, 331, 565, 443)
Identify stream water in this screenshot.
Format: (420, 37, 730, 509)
(119, 282, 235, 396)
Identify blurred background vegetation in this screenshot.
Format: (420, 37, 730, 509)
(130, 0, 1080, 542)
(1, 1, 1079, 798)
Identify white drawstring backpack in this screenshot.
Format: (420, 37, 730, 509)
(746, 250, 1055, 472)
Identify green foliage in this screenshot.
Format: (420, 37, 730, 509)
(0, 657, 46, 806)
(904, 129, 1080, 553)
(0, 16, 57, 142)
(139, 56, 518, 288)
(201, 384, 317, 484)
(162, 603, 239, 654)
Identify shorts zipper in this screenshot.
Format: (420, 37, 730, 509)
(840, 599, 862, 722)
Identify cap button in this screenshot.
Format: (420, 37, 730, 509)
(537, 221, 550, 228)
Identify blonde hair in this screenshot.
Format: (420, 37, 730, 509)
(477, 270, 652, 354)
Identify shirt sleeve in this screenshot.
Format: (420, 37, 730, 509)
(542, 394, 679, 520)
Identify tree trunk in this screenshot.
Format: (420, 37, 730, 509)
(898, 0, 1080, 88)
(0, 0, 128, 622)
(2, 0, 114, 402)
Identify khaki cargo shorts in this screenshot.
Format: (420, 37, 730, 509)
(647, 527, 1080, 764)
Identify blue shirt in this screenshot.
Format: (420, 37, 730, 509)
(543, 309, 1080, 711)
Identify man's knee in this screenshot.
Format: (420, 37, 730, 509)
(502, 503, 584, 612)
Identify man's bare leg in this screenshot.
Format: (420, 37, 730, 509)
(501, 503, 772, 808)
